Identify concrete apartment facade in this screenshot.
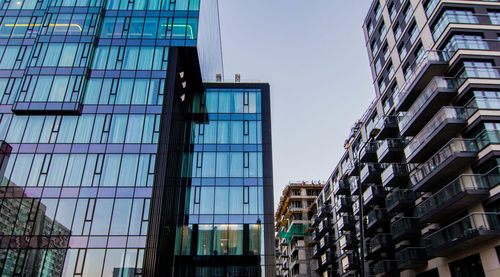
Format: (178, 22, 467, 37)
(311, 0, 500, 276)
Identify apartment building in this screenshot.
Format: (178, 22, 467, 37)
(275, 181, 323, 277)
(312, 0, 500, 276)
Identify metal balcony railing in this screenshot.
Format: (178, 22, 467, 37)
(398, 77, 456, 132)
(416, 171, 496, 220)
(392, 50, 449, 108)
(424, 212, 500, 256)
(409, 138, 478, 188)
(404, 106, 474, 160)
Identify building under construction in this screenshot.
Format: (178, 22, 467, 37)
(275, 181, 324, 277)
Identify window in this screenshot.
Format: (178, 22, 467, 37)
(371, 40, 379, 56)
(382, 44, 390, 60)
(389, 3, 397, 21)
(393, 23, 402, 41)
(403, 4, 414, 24)
(388, 61, 395, 79)
(424, 0, 439, 18)
(375, 58, 383, 75)
(449, 254, 485, 277)
(374, 2, 382, 19)
(367, 20, 374, 35)
(409, 23, 419, 44)
(398, 43, 407, 60)
(379, 23, 387, 38)
(489, 11, 500, 25)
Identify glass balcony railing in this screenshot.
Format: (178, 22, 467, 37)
(398, 77, 456, 132)
(381, 163, 408, 186)
(453, 64, 500, 88)
(404, 106, 474, 159)
(424, 212, 500, 254)
(443, 37, 490, 59)
(416, 173, 493, 218)
(432, 11, 479, 40)
(385, 189, 415, 212)
(392, 50, 448, 108)
(409, 138, 478, 187)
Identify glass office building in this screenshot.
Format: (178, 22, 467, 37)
(0, 0, 274, 276)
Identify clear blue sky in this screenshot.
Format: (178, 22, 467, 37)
(218, 0, 375, 208)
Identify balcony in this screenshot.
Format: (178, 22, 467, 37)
(319, 235, 335, 252)
(349, 176, 360, 195)
(319, 205, 332, 218)
(416, 174, 491, 223)
(374, 115, 399, 140)
(366, 208, 389, 231)
(405, 107, 473, 163)
(424, 212, 500, 257)
(338, 216, 356, 231)
(334, 179, 350, 196)
(391, 217, 421, 242)
(410, 139, 478, 192)
(393, 50, 449, 112)
(385, 189, 416, 213)
(352, 200, 360, 216)
(339, 234, 357, 250)
(381, 164, 409, 188)
(317, 251, 336, 272)
(398, 77, 457, 136)
(360, 163, 384, 184)
(318, 219, 332, 236)
(363, 185, 386, 208)
(359, 141, 379, 162)
(335, 197, 352, 213)
(340, 252, 359, 273)
(369, 233, 393, 253)
(396, 247, 427, 270)
(377, 139, 406, 163)
(374, 260, 398, 277)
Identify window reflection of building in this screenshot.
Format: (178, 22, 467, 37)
(0, 182, 71, 277)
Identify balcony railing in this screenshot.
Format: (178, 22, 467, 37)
(409, 138, 478, 191)
(392, 50, 449, 110)
(385, 189, 416, 213)
(453, 64, 500, 89)
(396, 247, 427, 269)
(369, 233, 392, 253)
(398, 77, 456, 135)
(363, 185, 386, 207)
(373, 115, 399, 139)
(432, 11, 479, 41)
(424, 212, 500, 256)
(404, 106, 474, 162)
(416, 172, 494, 222)
(360, 163, 385, 184)
(359, 141, 380, 162)
(335, 196, 351, 213)
(374, 260, 398, 276)
(381, 163, 409, 187)
(366, 208, 389, 230)
(391, 217, 421, 241)
(377, 138, 407, 163)
(349, 176, 360, 195)
(333, 179, 350, 196)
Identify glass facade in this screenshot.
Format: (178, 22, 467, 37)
(0, 0, 274, 277)
(173, 85, 269, 275)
